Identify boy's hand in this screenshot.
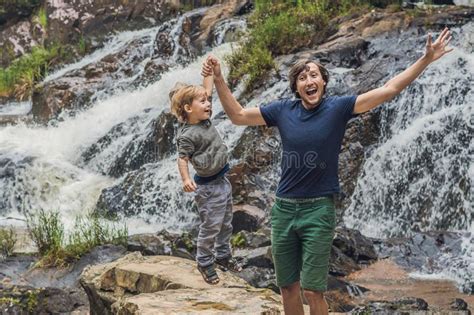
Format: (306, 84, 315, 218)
(183, 179, 197, 192)
(201, 55, 222, 78)
(202, 56, 213, 77)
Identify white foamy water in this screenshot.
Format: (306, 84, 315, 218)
(44, 27, 160, 83)
(344, 23, 473, 292)
(0, 34, 235, 233)
(0, 101, 32, 115)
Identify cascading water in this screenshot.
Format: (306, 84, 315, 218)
(0, 4, 471, 293)
(0, 8, 247, 232)
(344, 23, 473, 292)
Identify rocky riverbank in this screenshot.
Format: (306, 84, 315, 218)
(1, 226, 471, 314)
(0, 1, 472, 314)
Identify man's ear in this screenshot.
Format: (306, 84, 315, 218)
(184, 104, 192, 113)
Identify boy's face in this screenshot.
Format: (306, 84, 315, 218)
(185, 91, 212, 123)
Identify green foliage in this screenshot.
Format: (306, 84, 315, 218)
(78, 36, 88, 56)
(26, 210, 128, 267)
(225, 43, 276, 92)
(0, 226, 17, 257)
(230, 231, 247, 248)
(26, 291, 38, 313)
(0, 44, 62, 98)
(36, 7, 48, 29)
(66, 213, 128, 260)
(26, 209, 64, 257)
(226, 0, 401, 91)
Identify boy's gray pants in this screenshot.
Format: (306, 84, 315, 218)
(194, 176, 233, 267)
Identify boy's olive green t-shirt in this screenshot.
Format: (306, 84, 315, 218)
(177, 119, 228, 177)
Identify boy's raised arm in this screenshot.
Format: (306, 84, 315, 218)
(202, 56, 266, 126)
(202, 71, 213, 99)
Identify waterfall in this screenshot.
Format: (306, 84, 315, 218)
(0, 8, 246, 233)
(344, 22, 473, 292)
(0, 5, 471, 292)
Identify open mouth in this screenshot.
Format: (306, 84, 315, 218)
(204, 109, 212, 115)
(306, 87, 317, 96)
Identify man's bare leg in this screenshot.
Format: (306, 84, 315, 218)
(280, 281, 304, 315)
(303, 289, 329, 315)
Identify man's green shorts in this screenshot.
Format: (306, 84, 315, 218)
(271, 196, 336, 292)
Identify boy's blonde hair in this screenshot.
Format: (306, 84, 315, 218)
(170, 83, 207, 122)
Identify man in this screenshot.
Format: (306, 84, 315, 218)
(202, 28, 453, 314)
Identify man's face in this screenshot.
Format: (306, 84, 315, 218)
(295, 63, 326, 109)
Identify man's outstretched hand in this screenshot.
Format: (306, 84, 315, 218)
(201, 55, 222, 78)
(425, 27, 453, 62)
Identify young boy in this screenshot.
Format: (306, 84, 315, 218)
(169, 71, 242, 285)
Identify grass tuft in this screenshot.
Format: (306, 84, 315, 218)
(26, 210, 128, 267)
(0, 227, 17, 257)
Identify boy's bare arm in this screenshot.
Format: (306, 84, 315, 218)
(202, 69, 213, 98)
(178, 157, 197, 192)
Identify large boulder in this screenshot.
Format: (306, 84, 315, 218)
(232, 204, 266, 233)
(80, 252, 284, 315)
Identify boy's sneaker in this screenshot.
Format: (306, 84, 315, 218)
(215, 256, 243, 272)
(197, 263, 220, 285)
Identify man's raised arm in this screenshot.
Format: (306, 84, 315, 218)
(354, 28, 453, 114)
(202, 56, 267, 126)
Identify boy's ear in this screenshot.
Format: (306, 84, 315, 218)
(184, 103, 192, 113)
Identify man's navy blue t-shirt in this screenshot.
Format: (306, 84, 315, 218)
(260, 95, 357, 198)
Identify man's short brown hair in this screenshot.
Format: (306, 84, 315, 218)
(288, 60, 330, 98)
(170, 84, 206, 122)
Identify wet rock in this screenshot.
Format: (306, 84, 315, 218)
(127, 233, 173, 256)
(351, 297, 429, 314)
(0, 1, 39, 26)
(235, 246, 273, 269)
(328, 227, 378, 276)
(107, 111, 178, 177)
(232, 204, 266, 233)
(235, 230, 271, 249)
(229, 126, 281, 210)
(328, 275, 369, 297)
(329, 246, 362, 277)
(23, 245, 127, 289)
(333, 227, 378, 263)
(337, 110, 381, 210)
(31, 80, 82, 123)
(32, 35, 153, 122)
(234, 0, 254, 15)
(95, 161, 197, 225)
(237, 266, 277, 291)
(0, 155, 36, 214)
(450, 298, 469, 311)
(0, 255, 37, 285)
(375, 231, 464, 271)
(80, 252, 283, 315)
(0, 283, 85, 314)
